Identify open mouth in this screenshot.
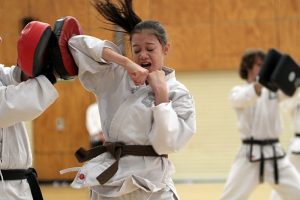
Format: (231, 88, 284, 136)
(141, 63, 151, 68)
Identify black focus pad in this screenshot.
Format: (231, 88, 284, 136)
(258, 48, 282, 92)
(271, 55, 300, 96)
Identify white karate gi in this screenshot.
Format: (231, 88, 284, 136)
(0, 65, 59, 200)
(270, 89, 300, 200)
(66, 35, 196, 199)
(219, 83, 300, 200)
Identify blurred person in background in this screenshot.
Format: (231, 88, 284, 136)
(269, 88, 300, 199)
(219, 49, 300, 200)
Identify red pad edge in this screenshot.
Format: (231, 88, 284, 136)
(54, 16, 83, 78)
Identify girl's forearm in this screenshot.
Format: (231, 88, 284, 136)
(102, 47, 133, 71)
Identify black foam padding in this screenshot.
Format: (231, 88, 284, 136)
(271, 55, 300, 96)
(258, 48, 282, 92)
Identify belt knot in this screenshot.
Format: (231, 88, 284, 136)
(104, 142, 125, 159)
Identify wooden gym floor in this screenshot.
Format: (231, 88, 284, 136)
(41, 182, 273, 200)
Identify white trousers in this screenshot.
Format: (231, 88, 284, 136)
(219, 153, 300, 200)
(0, 180, 32, 200)
(269, 152, 300, 200)
(90, 187, 177, 200)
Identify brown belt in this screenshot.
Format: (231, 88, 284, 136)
(75, 142, 167, 184)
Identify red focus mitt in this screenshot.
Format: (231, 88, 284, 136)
(51, 16, 83, 79)
(17, 21, 52, 78)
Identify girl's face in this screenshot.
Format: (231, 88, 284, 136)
(131, 31, 169, 72)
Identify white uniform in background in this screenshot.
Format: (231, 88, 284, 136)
(219, 83, 300, 200)
(0, 65, 58, 200)
(86, 102, 103, 146)
(65, 35, 196, 200)
(270, 89, 300, 200)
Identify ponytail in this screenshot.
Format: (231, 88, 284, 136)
(92, 0, 168, 45)
(91, 0, 142, 34)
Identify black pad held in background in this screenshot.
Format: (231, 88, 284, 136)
(258, 48, 282, 92)
(271, 55, 300, 96)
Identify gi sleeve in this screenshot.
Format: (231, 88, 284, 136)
(229, 84, 259, 109)
(68, 35, 127, 94)
(280, 89, 300, 115)
(0, 75, 58, 128)
(278, 90, 290, 102)
(0, 65, 22, 86)
(149, 88, 196, 154)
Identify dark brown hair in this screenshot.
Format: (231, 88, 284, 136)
(91, 0, 168, 45)
(239, 49, 265, 80)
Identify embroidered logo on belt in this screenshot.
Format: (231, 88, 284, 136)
(141, 92, 155, 107)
